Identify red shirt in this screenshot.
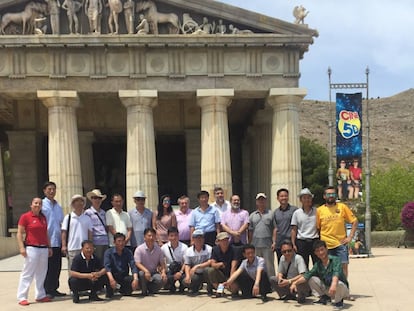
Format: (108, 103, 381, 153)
(349, 166, 362, 180)
(18, 211, 48, 246)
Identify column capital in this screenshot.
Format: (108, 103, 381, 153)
(197, 89, 234, 111)
(196, 88, 234, 98)
(37, 90, 79, 108)
(119, 90, 158, 109)
(267, 88, 307, 107)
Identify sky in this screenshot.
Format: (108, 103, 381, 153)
(220, 0, 414, 100)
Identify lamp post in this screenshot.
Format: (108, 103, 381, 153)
(327, 67, 334, 187)
(364, 66, 372, 256)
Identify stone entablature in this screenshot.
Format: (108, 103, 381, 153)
(0, 35, 310, 97)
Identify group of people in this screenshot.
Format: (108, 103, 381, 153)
(16, 182, 358, 310)
(336, 158, 363, 200)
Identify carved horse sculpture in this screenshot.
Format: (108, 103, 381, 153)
(108, 0, 123, 34)
(1, 2, 47, 34)
(136, 0, 179, 34)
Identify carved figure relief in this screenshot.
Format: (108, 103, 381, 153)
(108, 0, 123, 34)
(229, 24, 253, 34)
(293, 5, 309, 24)
(85, 0, 103, 34)
(45, 0, 60, 35)
(62, 0, 83, 34)
(0, 0, 258, 36)
(123, 0, 135, 34)
(136, 0, 180, 34)
(136, 13, 149, 35)
(0, 2, 47, 35)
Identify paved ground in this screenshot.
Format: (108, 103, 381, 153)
(1, 247, 413, 311)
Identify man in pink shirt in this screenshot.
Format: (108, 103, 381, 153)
(175, 195, 192, 246)
(221, 194, 249, 246)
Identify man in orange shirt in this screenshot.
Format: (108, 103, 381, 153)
(316, 186, 357, 278)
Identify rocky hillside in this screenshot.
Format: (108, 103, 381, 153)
(299, 88, 414, 170)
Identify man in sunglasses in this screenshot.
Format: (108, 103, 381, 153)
(85, 189, 109, 261)
(271, 240, 310, 303)
(316, 186, 357, 279)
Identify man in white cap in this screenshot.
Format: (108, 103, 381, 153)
(85, 189, 109, 261)
(248, 193, 276, 277)
(128, 190, 153, 252)
(106, 194, 132, 247)
(183, 229, 212, 295)
(61, 194, 93, 273)
(291, 188, 319, 269)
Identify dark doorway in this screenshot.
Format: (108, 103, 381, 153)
(156, 134, 187, 205)
(93, 137, 126, 211)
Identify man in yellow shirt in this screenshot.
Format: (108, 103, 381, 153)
(316, 186, 357, 278)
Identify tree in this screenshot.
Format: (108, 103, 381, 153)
(300, 137, 329, 205)
(370, 164, 414, 230)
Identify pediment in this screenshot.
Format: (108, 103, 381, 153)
(153, 0, 318, 36)
(0, 0, 318, 37)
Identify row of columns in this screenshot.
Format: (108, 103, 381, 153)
(32, 88, 305, 215)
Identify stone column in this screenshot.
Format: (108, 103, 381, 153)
(0, 144, 7, 236)
(7, 131, 39, 224)
(253, 107, 273, 200)
(119, 90, 158, 211)
(78, 132, 96, 193)
(267, 88, 307, 208)
(37, 90, 83, 214)
(185, 129, 201, 206)
(197, 89, 233, 201)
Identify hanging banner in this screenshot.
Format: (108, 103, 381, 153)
(336, 92, 362, 161)
(336, 93, 363, 200)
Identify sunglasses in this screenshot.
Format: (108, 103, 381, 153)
(325, 193, 337, 197)
(281, 249, 293, 254)
(91, 196, 102, 200)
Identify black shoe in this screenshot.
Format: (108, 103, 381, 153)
(297, 296, 306, 304)
(261, 295, 269, 302)
(313, 295, 330, 305)
(89, 294, 104, 302)
(54, 290, 67, 297)
(72, 292, 80, 304)
(207, 285, 213, 296)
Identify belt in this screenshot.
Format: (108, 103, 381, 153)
(297, 238, 319, 242)
(26, 244, 49, 248)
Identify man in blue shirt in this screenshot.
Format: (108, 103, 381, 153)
(224, 244, 272, 302)
(189, 190, 220, 246)
(41, 181, 66, 298)
(104, 232, 139, 298)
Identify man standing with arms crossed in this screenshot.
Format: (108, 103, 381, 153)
(42, 181, 66, 298)
(248, 193, 276, 278)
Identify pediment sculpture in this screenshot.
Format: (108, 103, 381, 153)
(0, 0, 312, 36)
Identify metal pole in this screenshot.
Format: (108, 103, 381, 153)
(364, 66, 372, 256)
(327, 67, 334, 186)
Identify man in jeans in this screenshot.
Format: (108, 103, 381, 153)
(104, 233, 139, 298)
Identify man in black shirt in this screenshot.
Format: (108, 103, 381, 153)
(69, 240, 108, 303)
(207, 232, 240, 296)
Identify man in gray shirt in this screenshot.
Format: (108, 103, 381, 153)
(291, 188, 319, 268)
(271, 240, 310, 303)
(273, 188, 298, 262)
(248, 193, 276, 277)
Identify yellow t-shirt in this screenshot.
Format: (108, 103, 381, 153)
(316, 202, 357, 249)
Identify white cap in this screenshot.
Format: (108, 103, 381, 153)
(298, 188, 314, 198)
(255, 193, 267, 200)
(133, 190, 146, 198)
